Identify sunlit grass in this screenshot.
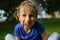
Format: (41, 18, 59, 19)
(39, 18, 60, 35)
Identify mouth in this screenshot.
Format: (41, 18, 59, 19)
(23, 22, 31, 26)
(24, 23, 30, 26)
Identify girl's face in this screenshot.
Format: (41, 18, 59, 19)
(18, 6, 37, 28)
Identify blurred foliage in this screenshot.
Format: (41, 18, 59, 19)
(0, 0, 60, 13)
(0, 0, 60, 20)
(0, 0, 24, 11)
(0, 0, 25, 20)
(34, 0, 60, 14)
(46, 0, 60, 14)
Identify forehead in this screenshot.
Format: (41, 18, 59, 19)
(20, 5, 36, 14)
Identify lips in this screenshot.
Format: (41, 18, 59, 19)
(24, 23, 30, 26)
(23, 22, 31, 26)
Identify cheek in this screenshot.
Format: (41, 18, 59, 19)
(30, 18, 36, 26)
(31, 18, 36, 22)
(19, 16, 25, 23)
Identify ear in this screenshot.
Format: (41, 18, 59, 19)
(16, 14, 20, 21)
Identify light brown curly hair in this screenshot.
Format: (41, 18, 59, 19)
(14, 0, 38, 20)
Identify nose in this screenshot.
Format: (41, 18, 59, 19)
(26, 16, 30, 21)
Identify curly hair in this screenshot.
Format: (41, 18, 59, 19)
(14, 0, 38, 20)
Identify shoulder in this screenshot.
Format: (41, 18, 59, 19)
(14, 23, 22, 37)
(34, 20, 45, 33)
(14, 23, 22, 30)
(35, 20, 44, 27)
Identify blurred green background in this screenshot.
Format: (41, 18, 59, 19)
(0, 18, 60, 40)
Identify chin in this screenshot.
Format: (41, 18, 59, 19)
(25, 25, 31, 28)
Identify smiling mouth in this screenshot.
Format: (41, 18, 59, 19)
(23, 22, 31, 26)
(25, 23, 30, 26)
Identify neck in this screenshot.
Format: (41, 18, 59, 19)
(23, 27, 31, 34)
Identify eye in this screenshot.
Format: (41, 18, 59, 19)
(22, 14, 26, 17)
(30, 14, 34, 17)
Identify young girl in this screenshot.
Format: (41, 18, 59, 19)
(14, 1, 48, 40)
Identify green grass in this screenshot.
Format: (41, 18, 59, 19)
(0, 18, 60, 40)
(0, 20, 16, 40)
(39, 18, 60, 35)
(0, 25, 14, 40)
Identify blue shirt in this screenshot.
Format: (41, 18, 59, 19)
(14, 20, 45, 40)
